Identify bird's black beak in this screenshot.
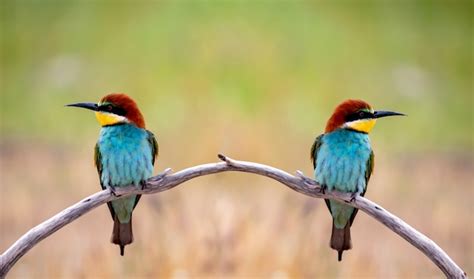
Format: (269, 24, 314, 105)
(374, 110, 406, 118)
(66, 102, 98, 111)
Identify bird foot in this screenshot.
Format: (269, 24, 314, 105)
(349, 192, 358, 203)
(319, 184, 327, 194)
(108, 186, 119, 197)
(140, 180, 147, 190)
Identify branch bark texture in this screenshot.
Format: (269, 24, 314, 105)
(0, 155, 467, 278)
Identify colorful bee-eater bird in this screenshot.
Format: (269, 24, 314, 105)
(67, 93, 158, 256)
(310, 99, 404, 261)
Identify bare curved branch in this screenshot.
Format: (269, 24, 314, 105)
(0, 155, 467, 278)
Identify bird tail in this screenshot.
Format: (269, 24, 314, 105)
(330, 222, 352, 262)
(111, 215, 134, 256)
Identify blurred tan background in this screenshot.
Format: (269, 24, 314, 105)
(1, 1, 472, 278)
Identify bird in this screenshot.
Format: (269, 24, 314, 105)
(67, 93, 158, 256)
(310, 99, 404, 261)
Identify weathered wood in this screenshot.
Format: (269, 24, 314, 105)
(0, 155, 467, 278)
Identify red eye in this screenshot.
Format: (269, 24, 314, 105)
(107, 105, 113, 112)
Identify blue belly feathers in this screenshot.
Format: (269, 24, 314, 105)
(314, 129, 372, 228)
(97, 124, 153, 223)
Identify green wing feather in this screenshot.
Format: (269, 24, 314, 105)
(95, 143, 116, 220)
(133, 130, 159, 210)
(310, 134, 323, 169)
(348, 150, 374, 226)
(146, 130, 159, 165)
(363, 150, 374, 196)
(310, 135, 334, 213)
(94, 143, 103, 184)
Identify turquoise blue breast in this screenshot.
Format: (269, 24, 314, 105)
(97, 124, 153, 187)
(314, 129, 372, 194)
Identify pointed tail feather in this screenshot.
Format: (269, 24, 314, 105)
(330, 222, 352, 262)
(111, 215, 134, 256)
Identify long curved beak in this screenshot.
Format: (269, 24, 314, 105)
(66, 102, 98, 111)
(374, 110, 406, 118)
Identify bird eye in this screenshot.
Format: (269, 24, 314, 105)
(107, 105, 113, 112)
(359, 111, 366, 118)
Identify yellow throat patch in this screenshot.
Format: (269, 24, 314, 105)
(346, 119, 377, 133)
(95, 112, 126, 126)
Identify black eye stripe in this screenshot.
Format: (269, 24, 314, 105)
(99, 104, 126, 116)
(345, 110, 374, 122)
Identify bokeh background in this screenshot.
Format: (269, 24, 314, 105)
(1, 1, 472, 278)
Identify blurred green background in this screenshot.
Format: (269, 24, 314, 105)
(1, 1, 472, 278)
